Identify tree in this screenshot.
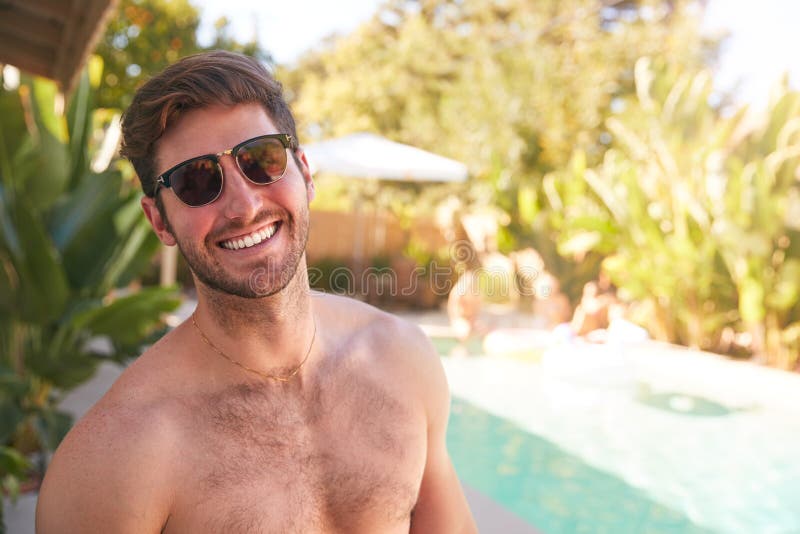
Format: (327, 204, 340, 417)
(94, 0, 271, 110)
(283, 0, 718, 297)
(94, 0, 203, 110)
(206, 16, 271, 63)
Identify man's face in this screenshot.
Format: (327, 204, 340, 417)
(141, 103, 314, 298)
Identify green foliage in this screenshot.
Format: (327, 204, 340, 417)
(94, 0, 202, 109)
(1, 442, 30, 505)
(308, 258, 354, 294)
(283, 0, 717, 300)
(94, 0, 271, 110)
(553, 58, 800, 367)
(714, 86, 800, 367)
(206, 16, 272, 62)
(0, 70, 180, 500)
(285, 0, 713, 211)
(285, 0, 800, 366)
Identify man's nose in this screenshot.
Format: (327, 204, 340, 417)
(218, 155, 263, 221)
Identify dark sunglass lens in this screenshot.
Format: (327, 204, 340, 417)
(237, 137, 287, 184)
(171, 158, 222, 206)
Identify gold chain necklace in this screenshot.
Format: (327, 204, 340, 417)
(191, 313, 316, 382)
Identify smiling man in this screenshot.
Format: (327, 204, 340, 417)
(36, 51, 477, 533)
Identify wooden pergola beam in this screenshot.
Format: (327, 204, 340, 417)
(0, 0, 71, 22)
(0, 6, 64, 51)
(0, 32, 55, 79)
(54, 0, 118, 92)
(0, 0, 118, 93)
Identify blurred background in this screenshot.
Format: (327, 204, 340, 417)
(1, 0, 799, 532)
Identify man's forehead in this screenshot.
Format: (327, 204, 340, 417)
(153, 103, 278, 172)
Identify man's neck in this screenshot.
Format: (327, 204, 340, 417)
(190, 267, 317, 378)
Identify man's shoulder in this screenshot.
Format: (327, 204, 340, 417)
(36, 372, 179, 531)
(315, 291, 433, 355)
(40, 328, 191, 515)
(49, 360, 184, 474)
(314, 292, 440, 392)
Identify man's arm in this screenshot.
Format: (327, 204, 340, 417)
(408, 327, 478, 533)
(36, 403, 173, 533)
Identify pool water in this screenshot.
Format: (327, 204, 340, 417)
(440, 344, 800, 534)
(429, 336, 485, 356)
(448, 398, 709, 533)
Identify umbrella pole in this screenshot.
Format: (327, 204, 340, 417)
(351, 185, 365, 299)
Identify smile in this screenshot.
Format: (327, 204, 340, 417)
(219, 222, 279, 250)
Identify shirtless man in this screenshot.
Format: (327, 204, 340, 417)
(36, 51, 477, 533)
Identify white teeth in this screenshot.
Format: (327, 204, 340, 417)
(222, 224, 277, 250)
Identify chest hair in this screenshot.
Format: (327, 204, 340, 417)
(180, 370, 424, 532)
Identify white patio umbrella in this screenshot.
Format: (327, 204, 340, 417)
(303, 133, 468, 274)
(303, 132, 468, 182)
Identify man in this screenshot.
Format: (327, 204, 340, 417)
(36, 51, 477, 533)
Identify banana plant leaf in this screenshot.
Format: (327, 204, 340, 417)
(0, 66, 180, 473)
(32, 407, 73, 453)
(0, 188, 69, 323)
(73, 286, 182, 347)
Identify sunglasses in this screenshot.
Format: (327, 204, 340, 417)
(153, 133, 298, 207)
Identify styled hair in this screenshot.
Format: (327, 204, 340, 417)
(120, 50, 298, 197)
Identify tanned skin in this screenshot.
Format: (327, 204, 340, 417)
(35, 103, 477, 533)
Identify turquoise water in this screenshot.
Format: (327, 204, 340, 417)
(447, 397, 711, 533)
(429, 336, 485, 356)
(440, 347, 800, 534)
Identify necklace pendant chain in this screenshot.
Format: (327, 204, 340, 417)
(191, 313, 316, 382)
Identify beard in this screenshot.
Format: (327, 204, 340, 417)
(165, 202, 310, 299)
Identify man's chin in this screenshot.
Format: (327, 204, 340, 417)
(191, 263, 299, 300)
(176, 225, 307, 300)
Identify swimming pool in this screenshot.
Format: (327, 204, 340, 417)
(441, 341, 800, 533)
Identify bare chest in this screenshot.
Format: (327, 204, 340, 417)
(165, 378, 427, 533)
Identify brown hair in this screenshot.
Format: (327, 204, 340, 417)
(120, 50, 298, 197)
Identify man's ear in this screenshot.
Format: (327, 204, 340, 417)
(296, 149, 315, 203)
(141, 196, 177, 246)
